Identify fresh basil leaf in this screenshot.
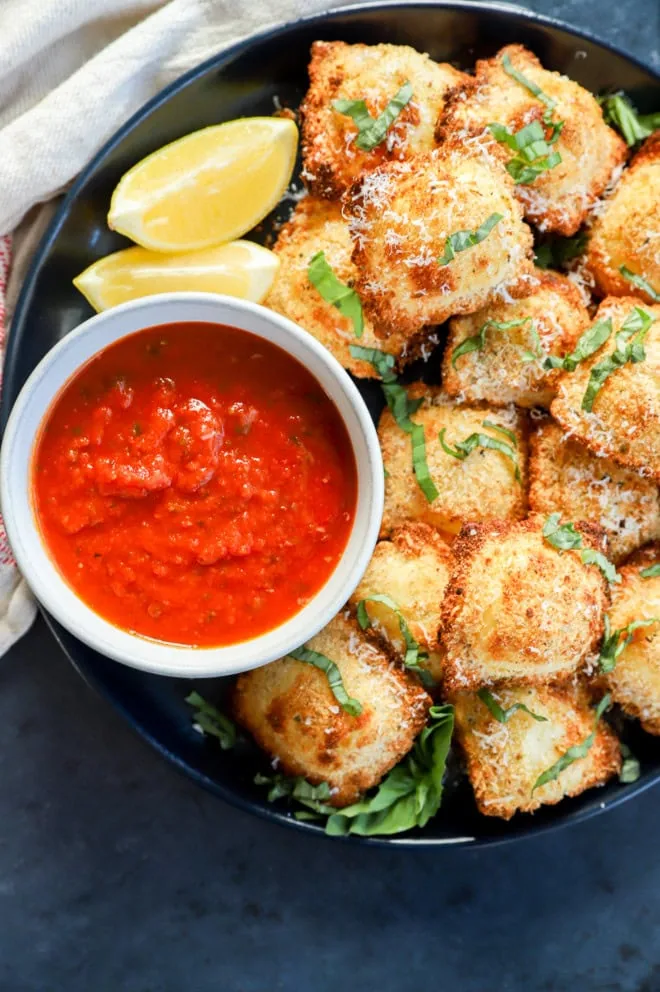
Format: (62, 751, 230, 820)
(580, 549, 620, 584)
(450, 316, 531, 367)
(520, 323, 544, 363)
(543, 317, 612, 372)
(325, 704, 454, 836)
(532, 695, 611, 793)
(640, 564, 660, 578)
(290, 646, 363, 716)
(599, 93, 653, 146)
(439, 423, 521, 482)
(489, 118, 562, 185)
(599, 614, 660, 673)
(639, 111, 660, 130)
(619, 265, 660, 303)
(333, 80, 413, 152)
(254, 772, 336, 813)
(619, 743, 641, 784)
(582, 307, 655, 412)
(477, 688, 547, 724)
(186, 691, 238, 750)
(481, 419, 518, 447)
(438, 213, 503, 266)
(357, 593, 434, 686)
(535, 231, 588, 270)
(542, 512, 582, 551)
(308, 250, 364, 337)
(501, 53, 556, 112)
(349, 345, 439, 504)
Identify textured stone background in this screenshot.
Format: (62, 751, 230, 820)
(3, 3, 660, 990)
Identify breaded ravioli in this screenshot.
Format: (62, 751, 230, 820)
(442, 269, 590, 408)
(529, 420, 660, 562)
(551, 296, 660, 482)
(232, 613, 431, 807)
(264, 197, 432, 378)
(436, 44, 626, 235)
(344, 145, 534, 338)
(300, 41, 467, 199)
(378, 386, 528, 539)
(452, 682, 621, 819)
(605, 543, 660, 734)
(586, 132, 660, 304)
(441, 517, 609, 691)
(350, 522, 454, 681)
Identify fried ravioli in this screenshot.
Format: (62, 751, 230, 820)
(605, 543, 660, 734)
(350, 522, 454, 680)
(344, 145, 534, 338)
(441, 517, 609, 691)
(529, 419, 660, 562)
(264, 197, 433, 377)
(232, 613, 431, 807)
(436, 44, 627, 236)
(586, 133, 660, 304)
(378, 386, 528, 540)
(300, 40, 467, 199)
(452, 682, 621, 819)
(442, 269, 590, 408)
(551, 296, 660, 482)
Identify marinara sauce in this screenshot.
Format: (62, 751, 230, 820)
(33, 323, 357, 647)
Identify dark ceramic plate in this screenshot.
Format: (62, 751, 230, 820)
(3, 2, 660, 847)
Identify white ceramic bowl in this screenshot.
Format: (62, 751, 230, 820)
(1, 293, 383, 678)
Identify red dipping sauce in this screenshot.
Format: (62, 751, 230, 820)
(33, 322, 357, 647)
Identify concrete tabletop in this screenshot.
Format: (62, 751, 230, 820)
(2, 2, 659, 990)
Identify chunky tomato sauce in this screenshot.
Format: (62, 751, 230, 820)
(33, 323, 357, 646)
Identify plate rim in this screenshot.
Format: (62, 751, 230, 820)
(5, 0, 660, 848)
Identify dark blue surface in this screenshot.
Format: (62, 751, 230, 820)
(2, 2, 660, 989)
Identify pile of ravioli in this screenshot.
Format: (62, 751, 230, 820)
(229, 41, 660, 827)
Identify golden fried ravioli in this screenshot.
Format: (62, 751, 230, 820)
(605, 543, 660, 734)
(436, 44, 626, 235)
(265, 197, 433, 377)
(232, 612, 430, 807)
(379, 387, 528, 540)
(300, 40, 467, 199)
(441, 517, 609, 691)
(452, 682, 621, 819)
(551, 296, 660, 482)
(529, 420, 660, 562)
(350, 522, 454, 681)
(344, 145, 534, 338)
(442, 269, 590, 408)
(586, 133, 660, 304)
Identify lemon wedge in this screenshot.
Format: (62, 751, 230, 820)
(107, 117, 298, 252)
(73, 240, 280, 311)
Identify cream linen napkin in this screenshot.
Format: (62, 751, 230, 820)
(0, 0, 344, 654)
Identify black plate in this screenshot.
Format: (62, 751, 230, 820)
(4, 2, 660, 847)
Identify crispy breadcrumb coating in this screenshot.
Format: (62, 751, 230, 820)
(436, 44, 627, 235)
(232, 613, 431, 807)
(300, 40, 467, 199)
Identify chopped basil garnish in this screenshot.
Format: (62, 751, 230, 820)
(543, 317, 612, 372)
(619, 265, 660, 303)
(542, 513, 619, 581)
(450, 316, 532, 367)
(599, 615, 660, 673)
(619, 743, 641, 784)
(599, 93, 655, 146)
(333, 80, 413, 152)
(290, 646, 363, 716)
(357, 594, 434, 686)
(254, 773, 336, 813)
(350, 345, 438, 503)
(439, 421, 521, 482)
(437, 213, 503, 266)
(477, 688, 547, 724)
(581, 306, 655, 412)
(325, 704, 454, 836)
(532, 694, 611, 793)
(580, 549, 620, 585)
(308, 250, 364, 337)
(534, 231, 588, 269)
(488, 118, 562, 185)
(640, 564, 660, 578)
(186, 691, 238, 750)
(501, 52, 556, 113)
